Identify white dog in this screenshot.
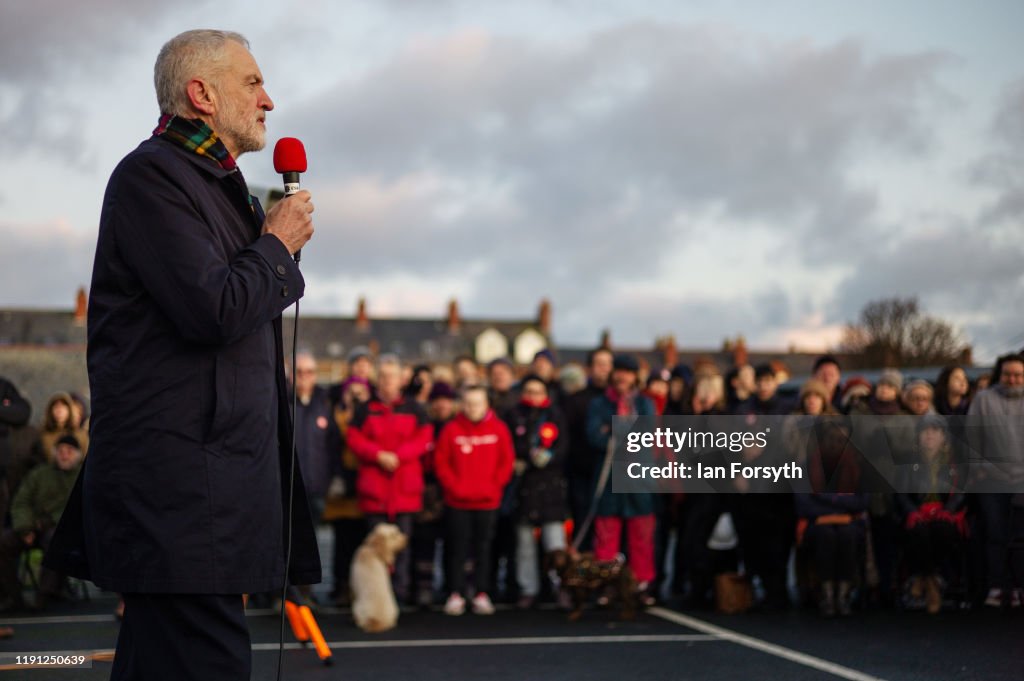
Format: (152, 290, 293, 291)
(350, 523, 408, 633)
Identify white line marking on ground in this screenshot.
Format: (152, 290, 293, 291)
(647, 607, 888, 681)
(251, 634, 717, 651)
(5, 634, 718, 659)
(0, 614, 116, 625)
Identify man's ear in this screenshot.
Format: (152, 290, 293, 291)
(185, 78, 217, 116)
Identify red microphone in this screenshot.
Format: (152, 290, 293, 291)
(272, 137, 308, 262)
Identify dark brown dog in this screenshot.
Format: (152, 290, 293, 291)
(547, 549, 638, 621)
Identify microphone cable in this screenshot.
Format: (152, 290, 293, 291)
(277, 289, 301, 681)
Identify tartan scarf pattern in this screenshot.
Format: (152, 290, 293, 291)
(153, 114, 238, 171)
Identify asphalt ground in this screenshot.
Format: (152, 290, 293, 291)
(1, 592, 1021, 681)
(4, 529, 1021, 680)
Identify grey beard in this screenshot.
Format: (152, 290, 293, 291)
(998, 384, 1024, 399)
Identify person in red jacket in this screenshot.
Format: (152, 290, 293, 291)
(434, 385, 515, 616)
(347, 354, 434, 603)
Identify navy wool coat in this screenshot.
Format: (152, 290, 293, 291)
(44, 136, 322, 593)
(586, 391, 656, 518)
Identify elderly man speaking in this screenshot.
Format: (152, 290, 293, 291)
(45, 30, 321, 680)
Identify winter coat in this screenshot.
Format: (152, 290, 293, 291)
(849, 397, 913, 517)
(564, 383, 604, 482)
(434, 410, 515, 511)
(893, 459, 965, 520)
(586, 390, 656, 518)
(43, 136, 321, 594)
(294, 385, 343, 506)
(347, 397, 433, 518)
(0, 378, 30, 480)
(504, 401, 568, 525)
(10, 460, 81, 534)
(967, 384, 1024, 488)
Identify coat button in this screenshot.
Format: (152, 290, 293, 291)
(276, 264, 287, 276)
(281, 286, 289, 297)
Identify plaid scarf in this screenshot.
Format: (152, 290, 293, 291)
(153, 114, 238, 171)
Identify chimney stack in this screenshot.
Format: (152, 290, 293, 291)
(662, 334, 678, 369)
(356, 297, 370, 332)
(447, 298, 461, 334)
(538, 299, 552, 336)
(74, 287, 87, 327)
(733, 335, 748, 367)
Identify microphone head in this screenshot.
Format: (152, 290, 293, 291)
(273, 137, 307, 174)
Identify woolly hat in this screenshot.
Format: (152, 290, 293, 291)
(428, 382, 456, 401)
(559, 364, 587, 393)
(647, 368, 670, 386)
(613, 353, 639, 373)
(915, 412, 948, 437)
(339, 375, 370, 396)
(532, 348, 556, 366)
(877, 369, 904, 392)
(841, 376, 873, 410)
(800, 379, 831, 403)
(55, 434, 81, 450)
(670, 363, 694, 384)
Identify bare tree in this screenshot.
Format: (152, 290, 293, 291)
(840, 297, 966, 367)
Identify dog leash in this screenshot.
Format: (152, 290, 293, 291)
(571, 433, 617, 553)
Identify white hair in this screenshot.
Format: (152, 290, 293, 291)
(154, 29, 249, 116)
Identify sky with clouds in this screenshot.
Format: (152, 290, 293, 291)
(1, 0, 1022, 362)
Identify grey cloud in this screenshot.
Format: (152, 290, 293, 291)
(5, 15, 980, 359)
(0, 1, 209, 163)
(0, 1, 211, 81)
(971, 78, 1024, 225)
(254, 24, 952, 347)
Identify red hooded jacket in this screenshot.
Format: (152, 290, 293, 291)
(434, 410, 515, 511)
(347, 397, 434, 518)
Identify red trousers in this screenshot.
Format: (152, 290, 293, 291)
(593, 514, 656, 583)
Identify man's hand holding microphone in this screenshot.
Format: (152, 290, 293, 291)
(264, 189, 314, 256)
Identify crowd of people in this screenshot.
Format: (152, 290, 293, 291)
(288, 347, 1024, 619)
(0, 381, 88, 615)
(1, 347, 1022, 622)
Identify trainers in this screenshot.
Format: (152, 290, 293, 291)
(984, 588, 1004, 608)
(471, 592, 496, 615)
(636, 581, 657, 607)
(444, 593, 466, 616)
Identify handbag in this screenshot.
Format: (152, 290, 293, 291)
(715, 572, 753, 614)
